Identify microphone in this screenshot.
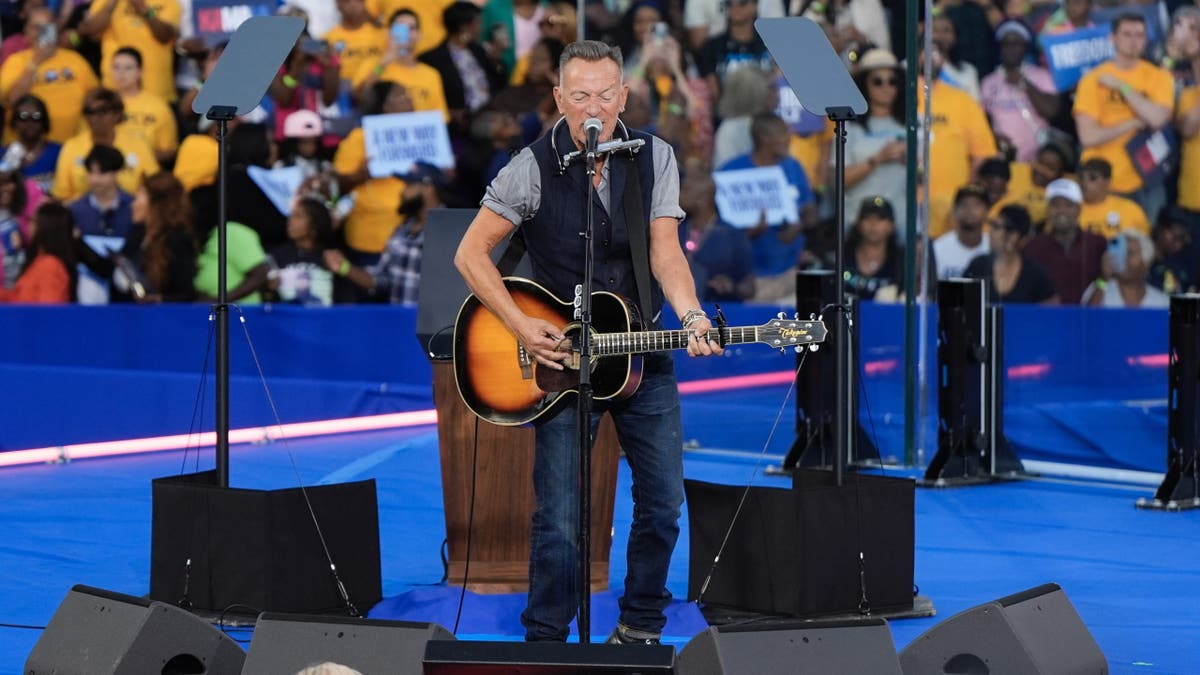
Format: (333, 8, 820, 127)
(583, 117, 602, 158)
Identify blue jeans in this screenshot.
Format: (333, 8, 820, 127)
(521, 353, 684, 642)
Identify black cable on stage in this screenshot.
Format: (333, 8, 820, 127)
(453, 415, 482, 635)
(233, 306, 358, 617)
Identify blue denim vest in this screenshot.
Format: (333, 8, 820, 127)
(522, 122, 662, 328)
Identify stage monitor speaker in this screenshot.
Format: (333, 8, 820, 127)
(898, 583, 1107, 674)
(241, 613, 454, 675)
(24, 584, 245, 675)
(686, 470, 914, 618)
(151, 470, 381, 615)
(417, 208, 530, 359)
(422, 640, 676, 674)
(676, 619, 902, 674)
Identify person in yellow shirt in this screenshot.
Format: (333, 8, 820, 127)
(173, 121, 221, 192)
(52, 88, 160, 202)
(79, 0, 181, 102)
(1076, 158, 1150, 237)
(366, 0, 453, 56)
(334, 81, 412, 260)
(351, 9, 450, 122)
(1073, 13, 1173, 222)
(1175, 77, 1200, 219)
(0, 7, 100, 144)
(111, 47, 178, 166)
(918, 47, 999, 238)
(325, 0, 388, 85)
(789, 120, 832, 197)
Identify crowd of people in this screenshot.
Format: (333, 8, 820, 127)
(0, 0, 1196, 310)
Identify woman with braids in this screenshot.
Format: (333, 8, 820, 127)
(113, 172, 196, 302)
(0, 201, 76, 303)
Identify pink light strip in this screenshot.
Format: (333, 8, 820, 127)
(677, 370, 796, 394)
(0, 409, 440, 468)
(1126, 353, 1169, 368)
(1007, 363, 1052, 379)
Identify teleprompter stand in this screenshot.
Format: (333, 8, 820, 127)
(921, 279, 1024, 487)
(1138, 293, 1200, 511)
(685, 17, 925, 622)
(768, 271, 881, 474)
(150, 18, 381, 617)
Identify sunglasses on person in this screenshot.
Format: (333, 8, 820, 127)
(15, 110, 44, 121)
(869, 74, 898, 87)
(83, 106, 115, 116)
(724, 0, 755, 7)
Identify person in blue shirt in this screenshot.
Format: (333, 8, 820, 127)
(718, 111, 816, 303)
(68, 144, 133, 238)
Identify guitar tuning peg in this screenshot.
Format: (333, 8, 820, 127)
(777, 312, 787, 319)
(793, 312, 801, 320)
(809, 344, 820, 352)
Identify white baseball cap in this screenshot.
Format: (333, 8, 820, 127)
(1045, 178, 1082, 205)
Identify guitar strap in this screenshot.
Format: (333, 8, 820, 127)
(622, 152, 654, 323)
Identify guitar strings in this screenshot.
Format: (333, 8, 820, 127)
(694, 346, 812, 606)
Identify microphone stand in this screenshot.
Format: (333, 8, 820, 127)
(576, 131, 598, 644)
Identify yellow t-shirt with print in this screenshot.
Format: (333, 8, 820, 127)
(989, 162, 1048, 227)
(919, 79, 998, 237)
(352, 59, 450, 122)
(1073, 60, 1174, 194)
(173, 133, 218, 192)
(1079, 195, 1150, 237)
(0, 48, 100, 144)
(1176, 86, 1200, 211)
(366, 0, 453, 56)
(334, 127, 406, 253)
(120, 90, 178, 155)
(92, 0, 182, 102)
(789, 121, 833, 192)
(52, 127, 160, 202)
(324, 23, 388, 88)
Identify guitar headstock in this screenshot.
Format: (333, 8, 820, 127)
(757, 316, 829, 348)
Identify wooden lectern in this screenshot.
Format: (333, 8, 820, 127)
(432, 362, 621, 593)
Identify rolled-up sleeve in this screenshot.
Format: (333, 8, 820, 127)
(649, 137, 686, 221)
(481, 148, 541, 225)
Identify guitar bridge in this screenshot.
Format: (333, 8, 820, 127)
(517, 344, 533, 380)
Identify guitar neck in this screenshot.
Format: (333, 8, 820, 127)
(594, 326, 761, 356)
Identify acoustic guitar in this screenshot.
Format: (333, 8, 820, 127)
(453, 277, 828, 426)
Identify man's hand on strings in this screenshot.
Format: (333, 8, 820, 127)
(514, 315, 571, 370)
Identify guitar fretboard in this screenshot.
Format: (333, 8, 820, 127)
(594, 327, 759, 356)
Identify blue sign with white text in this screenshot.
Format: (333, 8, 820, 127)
(1043, 25, 1114, 92)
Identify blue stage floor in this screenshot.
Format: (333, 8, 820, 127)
(2, 410, 1199, 674)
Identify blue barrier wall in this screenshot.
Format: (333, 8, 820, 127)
(0, 302, 1172, 472)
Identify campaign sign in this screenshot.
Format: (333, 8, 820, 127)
(247, 165, 305, 216)
(776, 76, 827, 137)
(712, 166, 798, 228)
(194, 0, 278, 45)
(1043, 25, 1114, 92)
(362, 111, 454, 178)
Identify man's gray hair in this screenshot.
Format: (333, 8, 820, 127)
(558, 40, 624, 85)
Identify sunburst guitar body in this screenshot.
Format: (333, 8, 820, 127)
(453, 277, 828, 426)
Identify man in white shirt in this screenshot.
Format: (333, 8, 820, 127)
(934, 184, 992, 279)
